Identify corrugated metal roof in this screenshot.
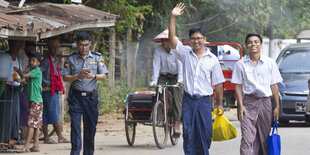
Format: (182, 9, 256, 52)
(0, 2, 118, 40)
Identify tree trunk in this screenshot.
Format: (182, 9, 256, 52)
(126, 29, 135, 87)
(118, 39, 126, 81)
(91, 32, 100, 51)
(145, 41, 152, 83)
(268, 14, 274, 58)
(108, 28, 116, 92)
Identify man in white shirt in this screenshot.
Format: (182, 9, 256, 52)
(169, 3, 225, 155)
(150, 29, 183, 137)
(231, 33, 282, 155)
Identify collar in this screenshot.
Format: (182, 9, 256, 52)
(49, 55, 57, 62)
(244, 54, 266, 63)
(190, 48, 212, 58)
(77, 51, 92, 59)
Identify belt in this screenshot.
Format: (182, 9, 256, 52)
(71, 88, 93, 97)
(184, 91, 209, 100)
(244, 92, 269, 99)
(160, 73, 178, 78)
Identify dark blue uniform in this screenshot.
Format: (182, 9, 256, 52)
(61, 51, 108, 155)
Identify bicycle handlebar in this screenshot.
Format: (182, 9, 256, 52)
(150, 83, 180, 88)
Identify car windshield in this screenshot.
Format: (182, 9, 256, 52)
(278, 49, 310, 73)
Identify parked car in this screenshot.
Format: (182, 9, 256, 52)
(276, 43, 310, 124)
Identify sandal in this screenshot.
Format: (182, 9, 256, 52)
(30, 147, 40, 152)
(43, 139, 58, 144)
(173, 129, 182, 138)
(58, 138, 70, 143)
(16, 147, 30, 153)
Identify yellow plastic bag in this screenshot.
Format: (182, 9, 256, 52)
(212, 109, 238, 141)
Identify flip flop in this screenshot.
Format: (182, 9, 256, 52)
(15, 147, 30, 153)
(30, 147, 40, 152)
(173, 129, 182, 138)
(43, 139, 58, 144)
(58, 138, 71, 143)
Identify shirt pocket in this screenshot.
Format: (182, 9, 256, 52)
(199, 62, 212, 83)
(257, 69, 270, 85)
(89, 64, 98, 74)
(243, 68, 255, 88)
(71, 64, 81, 75)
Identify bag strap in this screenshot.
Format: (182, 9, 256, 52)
(272, 121, 278, 135)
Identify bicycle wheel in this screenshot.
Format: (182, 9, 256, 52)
(125, 121, 136, 146)
(169, 116, 178, 145)
(152, 100, 168, 149)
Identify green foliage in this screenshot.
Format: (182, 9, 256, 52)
(97, 79, 148, 114)
(98, 0, 152, 34)
(213, 0, 310, 42)
(0, 39, 8, 50)
(63, 0, 71, 4)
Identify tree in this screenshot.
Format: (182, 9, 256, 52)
(97, 0, 152, 87)
(209, 0, 310, 47)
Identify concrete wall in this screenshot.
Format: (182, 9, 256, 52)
(262, 38, 297, 60)
(262, 38, 310, 60)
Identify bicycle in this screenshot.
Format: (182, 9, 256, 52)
(124, 83, 180, 149)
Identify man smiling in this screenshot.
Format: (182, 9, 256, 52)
(232, 33, 282, 155)
(169, 3, 225, 155)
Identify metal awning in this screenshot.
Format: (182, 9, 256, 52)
(0, 2, 118, 41)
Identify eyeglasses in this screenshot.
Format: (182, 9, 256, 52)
(190, 37, 204, 41)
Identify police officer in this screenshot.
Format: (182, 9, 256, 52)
(61, 32, 108, 155)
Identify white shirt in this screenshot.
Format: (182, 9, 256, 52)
(151, 45, 183, 83)
(231, 55, 283, 97)
(173, 41, 225, 96)
(19, 50, 29, 73)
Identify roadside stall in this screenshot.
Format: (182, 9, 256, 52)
(0, 2, 118, 152)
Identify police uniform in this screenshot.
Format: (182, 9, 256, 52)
(61, 51, 108, 155)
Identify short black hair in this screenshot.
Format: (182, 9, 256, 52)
(189, 27, 206, 38)
(76, 32, 91, 42)
(245, 33, 263, 44)
(28, 51, 41, 62)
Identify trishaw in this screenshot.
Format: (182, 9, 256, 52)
(124, 84, 179, 149)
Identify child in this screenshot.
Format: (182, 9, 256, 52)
(14, 51, 43, 152)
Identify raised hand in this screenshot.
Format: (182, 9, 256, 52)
(172, 3, 186, 16)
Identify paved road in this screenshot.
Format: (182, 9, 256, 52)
(3, 109, 310, 155)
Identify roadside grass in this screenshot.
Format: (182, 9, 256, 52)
(97, 79, 149, 115)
